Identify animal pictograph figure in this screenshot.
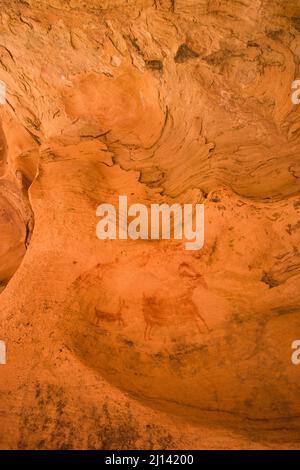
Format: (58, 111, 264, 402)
(142, 289, 210, 341)
(142, 294, 167, 340)
(93, 296, 125, 327)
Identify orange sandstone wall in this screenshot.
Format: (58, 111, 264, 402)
(0, 0, 300, 449)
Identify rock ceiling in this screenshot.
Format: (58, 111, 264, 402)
(0, 0, 300, 449)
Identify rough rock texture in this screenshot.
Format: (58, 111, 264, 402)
(0, 0, 300, 449)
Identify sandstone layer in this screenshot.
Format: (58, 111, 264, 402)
(0, 0, 300, 449)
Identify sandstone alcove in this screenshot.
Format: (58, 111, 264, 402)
(0, 0, 300, 450)
(0, 113, 37, 292)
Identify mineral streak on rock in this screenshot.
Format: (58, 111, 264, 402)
(0, 0, 300, 450)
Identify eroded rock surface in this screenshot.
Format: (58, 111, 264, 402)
(0, 0, 300, 449)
